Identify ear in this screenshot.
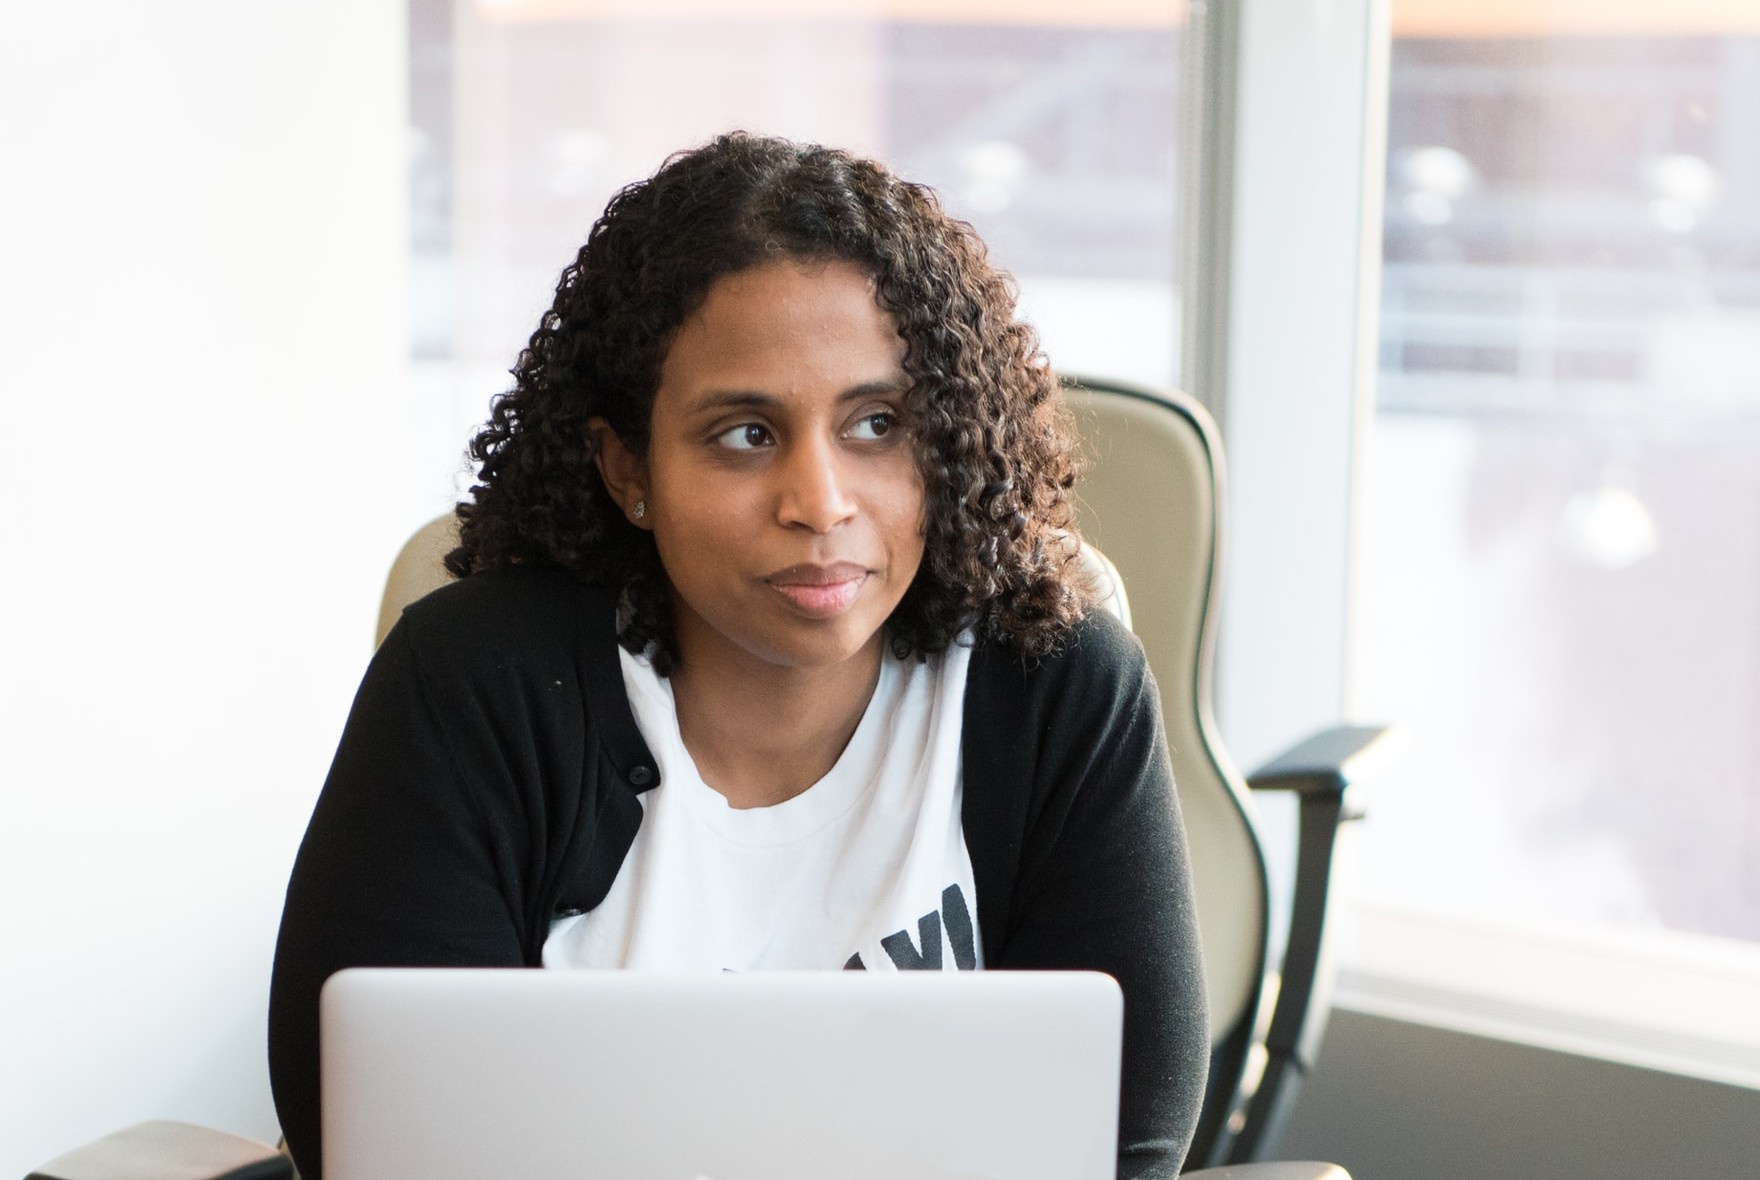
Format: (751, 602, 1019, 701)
(588, 417, 650, 529)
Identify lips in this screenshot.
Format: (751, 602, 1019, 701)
(765, 562, 869, 619)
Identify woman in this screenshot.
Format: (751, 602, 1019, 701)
(268, 132, 1207, 1179)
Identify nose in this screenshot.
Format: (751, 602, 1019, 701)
(775, 434, 858, 533)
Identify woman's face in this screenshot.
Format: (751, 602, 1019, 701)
(609, 258, 926, 680)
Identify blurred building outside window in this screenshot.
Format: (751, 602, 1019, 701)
(1346, 0, 1760, 1074)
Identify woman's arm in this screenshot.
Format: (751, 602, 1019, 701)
(267, 618, 529, 1180)
(969, 614, 1210, 1179)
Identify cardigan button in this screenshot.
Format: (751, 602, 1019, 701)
(628, 765, 654, 787)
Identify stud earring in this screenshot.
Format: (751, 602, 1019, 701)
(632, 500, 646, 520)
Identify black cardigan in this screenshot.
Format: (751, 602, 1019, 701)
(268, 567, 1207, 1179)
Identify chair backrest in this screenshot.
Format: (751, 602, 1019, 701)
(1060, 378, 1268, 1031)
(1060, 378, 1272, 1166)
(376, 514, 460, 647)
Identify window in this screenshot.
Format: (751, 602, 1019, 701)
(1344, 0, 1760, 1080)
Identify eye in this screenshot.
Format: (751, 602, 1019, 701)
(847, 412, 896, 442)
(713, 422, 774, 451)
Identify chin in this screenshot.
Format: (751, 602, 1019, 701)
(739, 619, 887, 672)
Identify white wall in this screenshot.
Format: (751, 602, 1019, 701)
(0, 5, 407, 1174)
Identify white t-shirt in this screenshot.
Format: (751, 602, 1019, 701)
(542, 640, 981, 974)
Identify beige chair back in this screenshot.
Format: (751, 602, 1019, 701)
(1062, 378, 1267, 1039)
(375, 515, 460, 647)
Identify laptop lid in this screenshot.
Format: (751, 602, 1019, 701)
(320, 968, 1121, 1180)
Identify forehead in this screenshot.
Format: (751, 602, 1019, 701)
(656, 259, 906, 406)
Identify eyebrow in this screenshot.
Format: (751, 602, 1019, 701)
(684, 379, 908, 416)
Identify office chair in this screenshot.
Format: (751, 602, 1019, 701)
(1059, 376, 1386, 1168)
(28, 378, 1372, 1180)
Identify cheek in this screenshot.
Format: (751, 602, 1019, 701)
(895, 463, 929, 540)
(652, 503, 745, 579)
(880, 466, 929, 556)
(646, 450, 741, 529)
(644, 467, 743, 580)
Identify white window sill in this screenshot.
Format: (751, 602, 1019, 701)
(1332, 900, 1760, 1090)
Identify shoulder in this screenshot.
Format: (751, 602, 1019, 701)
(966, 607, 1152, 720)
(393, 566, 619, 669)
(1054, 607, 1151, 679)
(370, 568, 625, 732)
(363, 567, 647, 805)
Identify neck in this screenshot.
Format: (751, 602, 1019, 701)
(668, 637, 884, 810)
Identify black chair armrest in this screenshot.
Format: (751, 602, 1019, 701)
(26, 1121, 292, 1180)
(1248, 724, 1389, 808)
(1226, 724, 1391, 1162)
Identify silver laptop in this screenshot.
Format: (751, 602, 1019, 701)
(320, 968, 1122, 1180)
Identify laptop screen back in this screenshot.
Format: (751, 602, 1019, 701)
(320, 968, 1121, 1180)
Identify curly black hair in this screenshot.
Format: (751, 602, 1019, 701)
(449, 132, 1087, 670)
